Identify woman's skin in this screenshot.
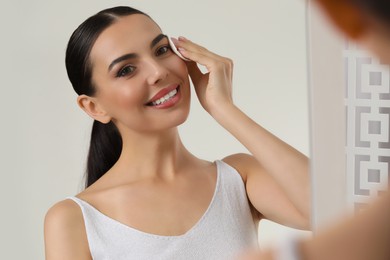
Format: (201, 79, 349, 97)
(44, 13, 310, 259)
(239, 0, 390, 259)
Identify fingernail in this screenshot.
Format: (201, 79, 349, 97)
(178, 36, 188, 41)
(170, 37, 179, 44)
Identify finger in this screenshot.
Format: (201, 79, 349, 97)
(173, 37, 234, 82)
(168, 37, 190, 61)
(174, 37, 234, 90)
(178, 46, 233, 78)
(170, 37, 215, 62)
(175, 37, 228, 65)
(170, 37, 207, 87)
(186, 61, 206, 87)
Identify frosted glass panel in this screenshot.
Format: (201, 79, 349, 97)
(344, 43, 390, 211)
(308, 1, 390, 230)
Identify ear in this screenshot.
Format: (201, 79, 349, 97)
(316, 0, 368, 40)
(77, 94, 112, 124)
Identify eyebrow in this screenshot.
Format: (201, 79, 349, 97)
(108, 33, 168, 72)
(150, 33, 167, 49)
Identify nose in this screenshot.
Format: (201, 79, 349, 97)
(145, 58, 169, 85)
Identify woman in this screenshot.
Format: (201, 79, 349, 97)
(240, 0, 390, 259)
(44, 6, 310, 260)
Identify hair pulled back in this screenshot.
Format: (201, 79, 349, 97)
(352, 0, 390, 25)
(65, 6, 147, 187)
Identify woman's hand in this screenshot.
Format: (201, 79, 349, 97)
(171, 37, 234, 116)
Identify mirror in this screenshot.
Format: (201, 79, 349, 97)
(307, 1, 390, 231)
(0, 0, 309, 258)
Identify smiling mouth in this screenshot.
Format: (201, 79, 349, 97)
(146, 86, 180, 106)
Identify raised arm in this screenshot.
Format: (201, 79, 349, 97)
(173, 37, 310, 229)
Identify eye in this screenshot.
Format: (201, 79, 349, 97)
(116, 65, 136, 78)
(155, 45, 171, 56)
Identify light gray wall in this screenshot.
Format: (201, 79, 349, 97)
(0, 0, 309, 258)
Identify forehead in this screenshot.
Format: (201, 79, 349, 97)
(90, 14, 162, 66)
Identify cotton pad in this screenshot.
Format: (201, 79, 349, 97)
(168, 36, 190, 61)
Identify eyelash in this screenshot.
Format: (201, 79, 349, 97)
(116, 65, 136, 78)
(116, 45, 172, 78)
(155, 45, 172, 56)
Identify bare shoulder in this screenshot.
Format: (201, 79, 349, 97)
(44, 199, 91, 259)
(222, 153, 264, 182)
(45, 199, 82, 223)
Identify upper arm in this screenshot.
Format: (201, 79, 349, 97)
(223, 153, 309, 230)
(44, 199, 91, 260)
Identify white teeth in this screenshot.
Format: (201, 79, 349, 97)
(152, 88, 178, 106)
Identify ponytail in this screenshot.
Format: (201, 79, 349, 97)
(65, 6, 147, 187)
(86, 120, 122, 187)
(353, 0, 390, 25)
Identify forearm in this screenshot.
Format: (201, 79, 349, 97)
(211, 103, 310, 218)
(301, 192, 390, 260)
(239, 193, 390, 260)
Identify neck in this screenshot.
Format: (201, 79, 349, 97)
(111, 127, 195, 180)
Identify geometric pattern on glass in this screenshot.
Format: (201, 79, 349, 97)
(344, 42, 390, 212)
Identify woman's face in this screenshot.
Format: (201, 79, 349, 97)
(89, 14, 191, 134)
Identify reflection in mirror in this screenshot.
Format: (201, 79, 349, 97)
(308, 1, 390, 232)
(0, 1, 310, 259)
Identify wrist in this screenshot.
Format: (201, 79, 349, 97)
(208, 101, 237, 120)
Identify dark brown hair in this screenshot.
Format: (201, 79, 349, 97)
(352, 0, 390, 25)
(65, 6, 148, 187)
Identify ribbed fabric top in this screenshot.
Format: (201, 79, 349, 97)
(68, 160, 258, 260)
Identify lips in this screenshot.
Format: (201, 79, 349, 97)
(146, 85, 180, 106)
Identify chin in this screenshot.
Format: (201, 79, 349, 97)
(171, 106, 191, 127)
(149, 106, 191, 132)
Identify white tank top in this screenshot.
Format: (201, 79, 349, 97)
(68, 160, 259, 260)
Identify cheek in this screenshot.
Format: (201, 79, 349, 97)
(169, 57, 189, 78)
(100, 85, 145, 114)
(117, 88, 143, 107)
